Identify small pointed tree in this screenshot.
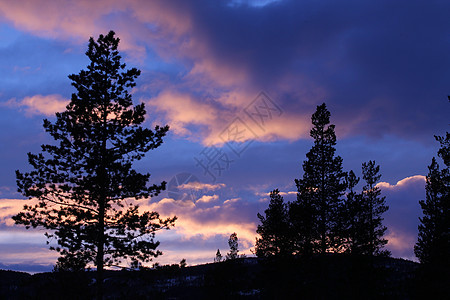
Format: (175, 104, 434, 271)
(226, 232, 239, 260)
(255, 189, 292, 257)
(214, 249, 223, 263)
(292, 103, 347, 254)
(359, 161, 390, 256)
(179, 258, 187, 268)
(12, 31, 176, 299)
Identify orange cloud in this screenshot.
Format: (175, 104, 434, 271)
(0, 1, 318, 145)
(0, 244, 58, 265)
(147, 90, 222, 137)
(2, 195, 257, 266)
(4, 94, 69, 116)
(0, 198, 60, 266)
(0, 198, 34, 226)
(0, 1, 198, 62)
(0, 1, 109, 40)
(188, 58, 249, 88)
(148, 89, 311, 145)
(142, 197, 257, 250)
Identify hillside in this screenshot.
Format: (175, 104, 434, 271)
(0, 255, 420, 299)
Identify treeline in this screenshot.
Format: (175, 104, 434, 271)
(414, 97, 450, 298)
(254, 101, 449, 298)
(255, 103, 389, 258)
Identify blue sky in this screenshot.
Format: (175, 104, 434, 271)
(0, 0, 448, 272)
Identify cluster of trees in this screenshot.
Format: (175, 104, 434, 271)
(256, 104, 389, 258)
(415, 123, 449, 266)
(214, 232, 244, 262)
(255, 99, 449, 295)
(413, 99, 449, 297)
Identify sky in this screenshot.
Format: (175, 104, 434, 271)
(0, 0, 449, 273)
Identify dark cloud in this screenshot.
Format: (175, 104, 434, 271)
(181, 0, 450, 139)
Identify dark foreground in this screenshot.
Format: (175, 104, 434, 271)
(0, 255, 445, 299)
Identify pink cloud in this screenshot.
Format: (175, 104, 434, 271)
(146, 90, 223, 137)
(188, 58, 250, 88)
(0, 1, 112, 41)
(142, 197, 257, 251)
(196, 194, 219, 204)
(0, 1, 322, 145)
(1, 195, 256, 266)
(178, 182, 226, 191)
(0, 198, 35, 226)
(0, 244, 58, 265)
(385, 229, 417, 261)
(377, 175, 425, 260)
(4, 94, 69, 116)
(147, 89, 311, 145)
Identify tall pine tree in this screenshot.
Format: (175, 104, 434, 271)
(293, 103, 347, 254)
(414, 107, 450, 297)
(415, 126, 449, 266)
(255, 189, 292, 257)
(359, 161, 390, 256)
(13, 31, 176, 299)
(415, 158, 448, 264)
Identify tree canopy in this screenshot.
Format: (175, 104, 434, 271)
(226, 232, 240, 260)
(256, 103, 390, 258)
(293, 103, 347, 254)
(255, 189, 292, 257)
(359, 160, 390, 256)
(415, 135, 450, 265)
(13, 31, 176, 299)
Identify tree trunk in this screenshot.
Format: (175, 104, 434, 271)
(96, 107, 108, 300)
(97, 199, 105, 300)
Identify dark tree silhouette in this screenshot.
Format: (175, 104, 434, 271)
(343, 170, 364, 254)
(436, 133, 450, 166)
(289, 191, 316, 256)
(214, 249, 223, 262)
(13, 31, 176, 299)
(415, 127, 449, 265)
(226, 232, 239, 260)
(179, 258, 187, 268)
(414, 158, 448, 264)
(292, 103, 347, 254)
(255, 189, 292, 257)
(414, 100, 450, 297)
(359, 161, 390, 256)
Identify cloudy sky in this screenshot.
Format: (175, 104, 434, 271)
(0, 0, 448, 272)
